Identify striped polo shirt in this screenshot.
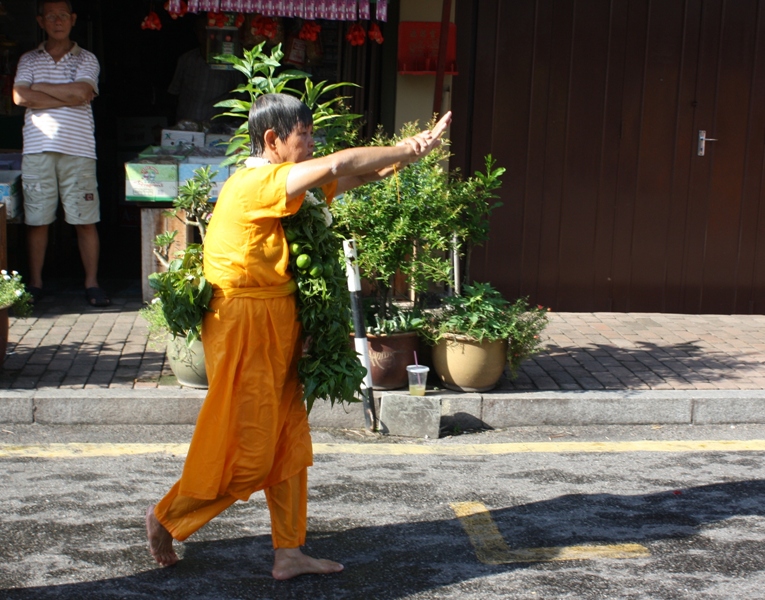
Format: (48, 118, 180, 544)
(14, 42, 99, 160)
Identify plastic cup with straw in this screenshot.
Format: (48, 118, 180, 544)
(407, 351, 429, 396)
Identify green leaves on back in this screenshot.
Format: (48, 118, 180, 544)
(283, 194, 366, 412)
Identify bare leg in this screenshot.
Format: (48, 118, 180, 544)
(145, 505, 179, 567)
(272, 547, 344, 580)
(74, 223, 100, 289)
(26, 224, 49, 290)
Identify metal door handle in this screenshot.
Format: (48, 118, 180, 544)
(698, 130, 717, 156)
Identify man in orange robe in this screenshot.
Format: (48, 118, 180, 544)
(146, 93, 451, 579)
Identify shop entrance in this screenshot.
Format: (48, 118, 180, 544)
(0, 1, 395, 290)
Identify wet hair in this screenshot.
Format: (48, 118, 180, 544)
(39, 0, 73, 15)
(248, 93, 313, 156)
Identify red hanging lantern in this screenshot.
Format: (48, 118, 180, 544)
(207, 12, 221, 27)
(368, 22, 383, 44)
(345, 22, 365, 46)
(251, 15, 278, 39)
(141, 10, 162, 30)
(298, 21, 321, 42)
(164, 0, 188, 19)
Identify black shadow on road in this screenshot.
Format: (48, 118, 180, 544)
(3, 479, 765, 599)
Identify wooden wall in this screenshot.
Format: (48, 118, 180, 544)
(452, 0, 765, 314)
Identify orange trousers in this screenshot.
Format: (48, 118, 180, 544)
(154, 294, 313, 548)
(154, 467, 307, 548)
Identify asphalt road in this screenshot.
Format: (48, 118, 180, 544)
(2, 423, 765, 599)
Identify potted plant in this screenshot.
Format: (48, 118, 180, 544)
(0, 269, 33, 365)
(423, 282, 549, 391)
(140, 167, 215, 388)
(331, 124, 505, 389)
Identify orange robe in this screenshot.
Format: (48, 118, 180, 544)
(154, 163, 336, 547)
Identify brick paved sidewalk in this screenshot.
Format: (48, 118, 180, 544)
(1, 284, 173, 391)
(2, 283, 765, 392)
(501, 312, 765, 391)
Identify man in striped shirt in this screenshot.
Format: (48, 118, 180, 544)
(12, 0, 109, 307)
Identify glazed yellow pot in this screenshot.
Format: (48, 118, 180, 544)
(432, 334, 508, 392)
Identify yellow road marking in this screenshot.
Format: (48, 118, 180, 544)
(316, 439, 765, 455)
(2, 439, 765, 458)
(450, 501, 650, 564)
(0, 443, 191, 459)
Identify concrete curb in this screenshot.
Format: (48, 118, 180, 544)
(2, 389, 765, 430)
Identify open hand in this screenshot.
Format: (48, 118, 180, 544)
(397, 111, 453, 160)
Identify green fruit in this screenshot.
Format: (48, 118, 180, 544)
(289, 242, 302, 255)
(284, 228, 298, 242)
(296, 254, 312, 270)
(309, 264, 323, 278)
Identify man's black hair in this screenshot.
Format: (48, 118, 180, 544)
(38, 0, 73, 15)
(249, 94, 313, 156)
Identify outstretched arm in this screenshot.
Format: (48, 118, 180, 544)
(286, 111, 452, 199)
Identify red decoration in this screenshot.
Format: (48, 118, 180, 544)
(207, 12, 228, 28)
(368, 22, 383, 44)
(164, 0, 188, 19)
(346, 23, 366, 46)
(234, 13, 245, 28)
(141, 10, 162, 30)
(299, 21, 321, 42)
(251, 15, 278, 39)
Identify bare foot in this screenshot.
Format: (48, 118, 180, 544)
(145, 505, 179, 567)
(272, 547, 344, 580)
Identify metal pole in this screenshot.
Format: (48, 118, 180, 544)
(452, 231, 461, 296)
(343, 239, 377, 432)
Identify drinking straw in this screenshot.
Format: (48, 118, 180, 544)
(413, 351, 423, 386)
(414, 351, 419, 365)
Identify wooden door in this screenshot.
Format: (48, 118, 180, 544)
(452, 0, 765, 313)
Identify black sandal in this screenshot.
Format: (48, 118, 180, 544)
(85, 287, 110, 307)
(28, 286, 44, 305)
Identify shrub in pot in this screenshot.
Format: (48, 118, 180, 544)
(424, 282, 549, 391)
(0, 270, 33, 365)
(140, 168, 215, 388)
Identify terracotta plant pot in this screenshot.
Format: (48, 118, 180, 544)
(166, 335, 208, 389)
(432, 334, 508, 392)
(366, 331, 420, 390)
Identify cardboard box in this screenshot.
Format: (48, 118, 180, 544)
(204, 133, 231, 150)
(139, 145, 192, 161)
(160, 129, 205, 149)
(0, 170, 22, 220)
(125, 156, 179, 202)
(179, 158, 231, 201)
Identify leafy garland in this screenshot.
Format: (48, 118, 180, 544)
(282, 191, 366, 413)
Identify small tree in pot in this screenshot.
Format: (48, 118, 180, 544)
(331, 125, 505, 389)
(140, 167, 215, 388)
